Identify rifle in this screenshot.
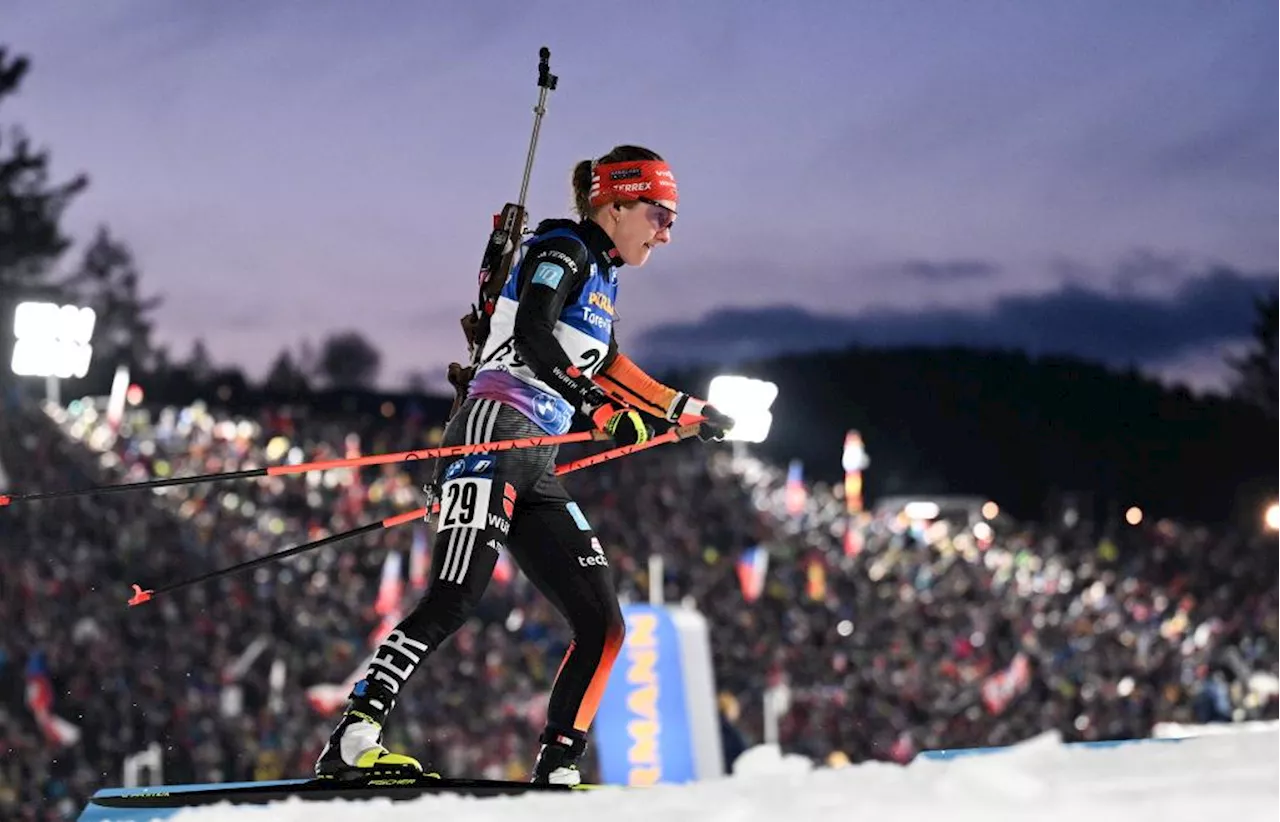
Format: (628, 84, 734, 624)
(445, 47, 559, 416)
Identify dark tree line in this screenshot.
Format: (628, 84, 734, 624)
(660, 309, 1277, 528)
(167, 331, 386, 397)
(1228, 293, 1277, 419)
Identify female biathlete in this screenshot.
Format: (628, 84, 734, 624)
(315, 145, 734, 786)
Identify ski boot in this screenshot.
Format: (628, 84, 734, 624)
(315, 678, 426, 780)
(531, 728, 588, 786)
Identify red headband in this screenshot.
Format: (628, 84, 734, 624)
(589, 160, 678, 209)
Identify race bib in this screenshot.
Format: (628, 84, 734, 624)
(438, 476, 492, 532)
(437, 455, 495, 533)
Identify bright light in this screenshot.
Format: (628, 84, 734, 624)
(265, 436, 291, 462)
(842, 431, 869, 472)
(706, 375, 779, 443)
(973, 521, 993, 542)
(982, 501, 999, 520)
(1265, 502, 1279, 532)
(11, 301, 96, 378)
(107, 365, 131, 426)
(903, 501, 940, 520)
(1125, 506, 1143, 526)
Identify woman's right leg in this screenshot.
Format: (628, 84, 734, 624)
(504, 475, 627, 784)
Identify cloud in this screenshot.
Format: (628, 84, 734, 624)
(631, 265, 1276, 372)
(1106, 250, 1197, 295)
(1147, 100, 1275, 183)
(895, 259, 1001, 281)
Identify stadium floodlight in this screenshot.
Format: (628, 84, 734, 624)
(903, 501, 941, 521)
(10, 301, 97, 379)
(706, 375, 778, 443)
(1266, 502, 1279, 532)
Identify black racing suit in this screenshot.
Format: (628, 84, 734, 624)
(366, 218, 629, 761)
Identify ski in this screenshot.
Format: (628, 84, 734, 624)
(81, 775, 608, 820)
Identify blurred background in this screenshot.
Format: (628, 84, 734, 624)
(0, 2, 1275, 820)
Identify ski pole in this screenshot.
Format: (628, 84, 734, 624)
(1, 429, 609, 507)
(125, 422, 703, 607)
(554, 422, 703, 475)
(127, 508, 426, 607)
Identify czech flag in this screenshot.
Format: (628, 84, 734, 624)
(736, 545, 769, 603)
(374, 549, 404, 616)
(785, 460, 806, 517)
(409, 526, 430, 593)
(24, 652, 81, 747)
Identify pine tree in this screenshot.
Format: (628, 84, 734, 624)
(1228, 293, 1278, 417)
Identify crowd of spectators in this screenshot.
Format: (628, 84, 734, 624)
(1, 395, 1275, 821)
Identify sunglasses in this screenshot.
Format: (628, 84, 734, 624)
(637, 196, 677, 231)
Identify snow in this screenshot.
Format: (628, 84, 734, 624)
(153, 729, 1280, 822)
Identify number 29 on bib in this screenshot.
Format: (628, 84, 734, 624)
(437, 455, 494, 532)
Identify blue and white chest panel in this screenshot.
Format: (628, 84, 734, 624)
(470, 230, 619, 434)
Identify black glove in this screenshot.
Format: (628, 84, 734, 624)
(590, 402, 653, 447)
(581, 385, 653, 447)
(667, 393, 735, 442)
(696, 403, 735, 442)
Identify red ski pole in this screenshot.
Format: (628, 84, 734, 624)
(125, 423, 704, 607)
(1, 429, 608, 508)
(554, 422, 703, 475)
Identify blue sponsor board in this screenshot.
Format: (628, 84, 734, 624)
(593, 604, 697, 786)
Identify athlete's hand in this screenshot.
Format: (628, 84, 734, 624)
(591, 403, 653, 447)
(668, 393, 735, 442)
(696, 404, 735, 442)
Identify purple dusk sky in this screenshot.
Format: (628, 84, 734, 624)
(4, 1, 1276, 393)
